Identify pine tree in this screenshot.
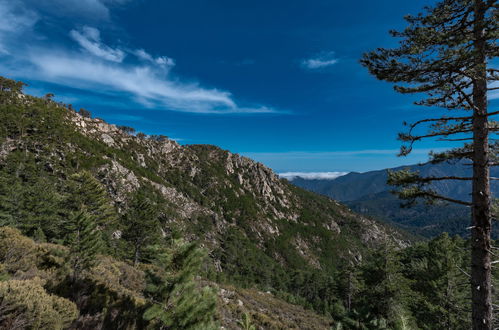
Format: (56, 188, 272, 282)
(0, 155, 62, 240)
(361, 1, 497, 327)
(336, 258, 362, 313)
(0, 169, 23, 228)
(405, 234, 470, 329)
(64, 171, 117, 233)
(143, 240, 217, 330)
(357, 244, 414, 329)
(63, 211, 103, 282)
(122, 187, 161, 265)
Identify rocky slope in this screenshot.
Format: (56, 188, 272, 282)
(35, 101, 409, 265)
(0, 77, 410, 324)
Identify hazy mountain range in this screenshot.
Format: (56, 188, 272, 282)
(286, 162, 498, 238)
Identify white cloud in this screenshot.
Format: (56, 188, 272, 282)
(22, 48, 278, 114)
(279, 172, 348, 180)
(302, 51, 338, 70)
(0, 3, 281, 115)
(29, 51, 231, 108)
(70, 26, 125, 62)
(0, 0, 38, 54)
(155, 56, 175, 67)
(134, 49, 175, 68)
(0, 1, 38, 33)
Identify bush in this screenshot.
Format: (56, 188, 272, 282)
(0, 227, 38, 278)
(0, 278, 78, 329)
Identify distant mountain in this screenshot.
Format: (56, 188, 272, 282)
(289, 162, 498, 238)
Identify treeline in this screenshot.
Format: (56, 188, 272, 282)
(216, 229, 480, 329)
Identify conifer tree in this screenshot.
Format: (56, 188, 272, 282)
(405, 234, 470, 329)
(357, 244, 414, 329)
(63, 211, 103, 282)
(361, 1, 497, 327)
(143, 240, 217, 329)
(336, 258, 362, 313)
(0, 76, 26, 95)
(0, 156, 62, 240)
(122, 187, 161, 265)
(64, 171, 117, 233)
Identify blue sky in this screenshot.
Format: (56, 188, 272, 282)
(1, 0, 495, 174)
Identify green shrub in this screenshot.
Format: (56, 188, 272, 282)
(0, 278, 78, 329)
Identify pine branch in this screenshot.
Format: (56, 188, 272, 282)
(418, 176, 473, 182)
(404, 115, 473, 133)
(415, 191, 472, 206)
(449, 80, 477, 110)
(400, 129, 472, 142)
(438, 137, 473, 141)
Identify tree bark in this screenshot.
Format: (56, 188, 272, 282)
(471, 1, 492, 329)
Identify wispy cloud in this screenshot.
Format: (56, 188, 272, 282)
(0, 2, 37, 33)
(0, 2, 282, 115)
(27, 50, 239, 113)
(301, 51, 338, 70)
(133, 49, 175, 68)
(279, 171, 348, 180)
(20, 46, 280, 113)
(70, 26, 125, 62)
(0, 1, 38, 54)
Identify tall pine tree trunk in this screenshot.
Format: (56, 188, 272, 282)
(471, 1, 492, 328)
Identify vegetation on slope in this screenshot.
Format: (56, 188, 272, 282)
(0, 76, 405, 327)
(0, 76, 498, 328)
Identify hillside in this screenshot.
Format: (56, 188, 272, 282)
(289, 162, 498, 238)
(0, 77, 410, 328)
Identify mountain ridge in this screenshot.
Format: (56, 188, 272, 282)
(288, 162, 498, 237)
(0, 76, 411, 326)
